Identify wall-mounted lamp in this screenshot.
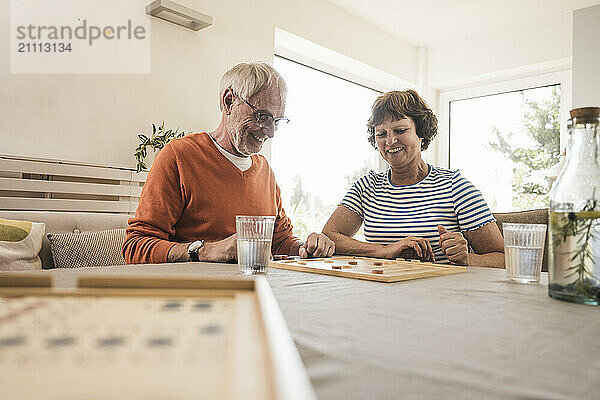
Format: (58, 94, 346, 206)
(146, 0, 213, 31)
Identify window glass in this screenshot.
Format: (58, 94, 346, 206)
(449, 85, 561, 212)
(271, 56, 380, 238)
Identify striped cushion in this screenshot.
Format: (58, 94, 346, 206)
(47, 229, 126, 268)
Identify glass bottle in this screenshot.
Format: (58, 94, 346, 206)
(548, 107, 600, 305)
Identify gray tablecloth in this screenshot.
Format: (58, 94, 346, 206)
(24, 264, 600, 399)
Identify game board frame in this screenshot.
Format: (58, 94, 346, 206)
(270, 256, 467, 282)
(0, 273, 316, 400)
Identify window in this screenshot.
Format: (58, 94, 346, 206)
(449, 84, 562, 212)
(271, 56, 380, 238)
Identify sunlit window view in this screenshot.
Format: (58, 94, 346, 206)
(450, 85, 561, 212)
(271, 56, 380, 238)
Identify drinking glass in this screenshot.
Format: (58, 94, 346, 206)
(236, 216, 275, 275)
(503, 223, 547, 283)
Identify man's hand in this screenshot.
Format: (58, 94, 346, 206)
(167, 242, 192, 263)
(298, 233, 335, 258)
(199, 234, 237, 262)
(438, 225, 469, 265)
(377, 236, 435, 261)
(167, 234, 237, 263)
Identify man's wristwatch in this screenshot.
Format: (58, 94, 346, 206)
(187, 240, 205, 262)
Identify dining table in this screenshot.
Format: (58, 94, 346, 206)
(12, 262, 600, 399)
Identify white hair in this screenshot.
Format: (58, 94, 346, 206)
(219, 62, 287, 110)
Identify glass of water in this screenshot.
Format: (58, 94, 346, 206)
(503, 223, 547, 283)
(236, 216, 276, 275)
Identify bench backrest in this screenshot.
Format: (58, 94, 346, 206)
(0, 155, 146, 268)
(0, 155, 146, 215)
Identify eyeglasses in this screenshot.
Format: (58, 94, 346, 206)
(236, 93, 290, 128)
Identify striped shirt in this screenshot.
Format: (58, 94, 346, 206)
(340, 165, 495, 263)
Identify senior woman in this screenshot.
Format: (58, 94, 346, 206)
(322, 90, 504, 267)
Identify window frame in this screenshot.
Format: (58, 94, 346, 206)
(269, 54, 387, 238)
(272, 53, 388, 172)
(434, 70, 572, 169)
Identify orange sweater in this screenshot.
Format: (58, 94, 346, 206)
(123, 133, 298, 264)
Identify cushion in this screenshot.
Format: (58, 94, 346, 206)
(0, 211, 130, 269)
(47, 228, 126, 268)
(0, 218, 45, 270)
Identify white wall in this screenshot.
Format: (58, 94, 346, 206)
(426, 5, 600, 167)
(6, 0, 591, 172)
(428, 13, 572, 89)
(424, 11, 579, 168)
(275, 0, 416, 85)
(1, 0, 417, 168)
(1, 0, 273, 168)
(572, 5, 600, 108)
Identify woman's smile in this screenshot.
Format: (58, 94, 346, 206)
(386, 146, 405, 154)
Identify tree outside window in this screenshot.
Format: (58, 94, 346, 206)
(450, 85, 561, 212)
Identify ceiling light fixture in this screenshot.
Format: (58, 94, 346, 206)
(146, 0, 213, 31)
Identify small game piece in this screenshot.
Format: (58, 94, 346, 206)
(47, 336, 76, 347)
(273, 255, 288, 261)
(332, 265, 342, 270)
(98, 337, 125, 348)
(298, 261, 306, 265)
(163, 301, 183, 310)
(0, 336, 25, 347)
(148, 337, 172, 347)
(324, 260, 334, 263)
(373, 261, 383, 266)
(411, 259, 421, 263)
(288, 256, 300, 260)
(342, 265, 352, 269)
(201, 325, 223, 335)
(371, 269, 384, 274)
(193, 301, 212, 310)
(348, 261, 358, 265)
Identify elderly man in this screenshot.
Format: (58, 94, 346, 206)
(123, 62, 335, 264)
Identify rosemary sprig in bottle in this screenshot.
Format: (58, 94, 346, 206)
(552, 197, 600, 298)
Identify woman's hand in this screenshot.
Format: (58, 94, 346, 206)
(378, 236, 435, 261)
(437, 225, 469, 265)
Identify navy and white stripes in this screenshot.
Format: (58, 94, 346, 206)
(340, 165, 495, 263)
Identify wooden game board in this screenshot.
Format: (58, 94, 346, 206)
(270, 256, 466, 283)
(0, 274, 315, 400)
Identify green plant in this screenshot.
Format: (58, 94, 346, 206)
(488, 86, 561, 209)
(551, 196, 600, 299)
(134, 122, 188, 172)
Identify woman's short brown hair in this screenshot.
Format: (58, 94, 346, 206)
(367, 89, 438, 150)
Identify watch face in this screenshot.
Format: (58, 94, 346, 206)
(188, 240, 204, 253)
